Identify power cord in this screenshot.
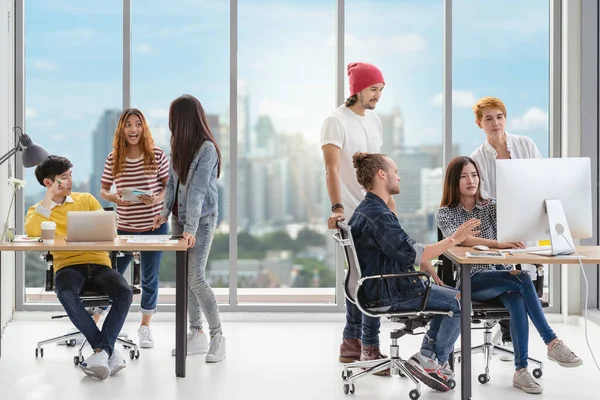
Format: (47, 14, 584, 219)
(557, 227, 600, 372)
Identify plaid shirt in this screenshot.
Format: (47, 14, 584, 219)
(436, 198, 512, 287)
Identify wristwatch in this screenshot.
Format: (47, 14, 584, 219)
(331, 203, 344, 212)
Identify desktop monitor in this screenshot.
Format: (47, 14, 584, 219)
(496, 157, 592, 255)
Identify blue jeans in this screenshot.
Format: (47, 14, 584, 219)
(344, 299, 381, 346)
(470, 270, 557, 370)
(55, 264, 133, 356)
(172, 213, 222, 337)
(116, 223, 168, 314)
(387, 285, 461, 364)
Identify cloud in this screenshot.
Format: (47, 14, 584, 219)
(147, 109, 169, 119)
(62, 111, 84, 120)
(509, 107, 548, 132)
(135, 43, 159, 55)
(32, 59, 60, 72)
(431, 90, 476, 108)
(26, 107, 38, 119)
(258, 98, 303, 119)
(384, 34, 427, 53)
(325, 33, 362, 48)
(326, 33, 426, 54)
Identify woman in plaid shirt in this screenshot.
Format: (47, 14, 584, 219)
(436, 156, 582, 394)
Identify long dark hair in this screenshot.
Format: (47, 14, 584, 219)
(169, 94, 222, 184)
(440, 156, 485, 207)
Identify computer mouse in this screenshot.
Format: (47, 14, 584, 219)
(473, 245, 490, 251)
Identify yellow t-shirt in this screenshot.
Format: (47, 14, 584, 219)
(24, 192, 112, 272)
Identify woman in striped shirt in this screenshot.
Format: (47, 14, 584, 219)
(100, 108, 169, 349)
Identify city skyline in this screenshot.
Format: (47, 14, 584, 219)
(24, 0, 551, 186)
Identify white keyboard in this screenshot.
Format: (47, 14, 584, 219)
(499, 245, 551, 254)
(466, 251, 506, 259)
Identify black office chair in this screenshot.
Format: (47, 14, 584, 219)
(34, 252, 141, 364)
(435, 229, 545, 384)
(334, 222, 455, 400)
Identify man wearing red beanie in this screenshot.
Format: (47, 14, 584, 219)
(320, 62, 394, 372)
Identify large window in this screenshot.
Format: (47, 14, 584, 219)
(452, 0, 550, 158)
(236, 0, 336, 304)
(18, 0, 558, 311)
(453, 0, 552, 303)
(24, 1, 122, 303)
(347, 0, 444, 245)
(131, 0, 230, 301)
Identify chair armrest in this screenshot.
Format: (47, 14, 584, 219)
(357, 271, 433, 314)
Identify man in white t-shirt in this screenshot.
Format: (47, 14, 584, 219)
(470, 96, 546, 361)
(321, 62, 395, 370)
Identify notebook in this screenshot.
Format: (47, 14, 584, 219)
(65, 211, 117, 242)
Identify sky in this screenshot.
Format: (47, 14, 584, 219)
(23, 0, 550, 194)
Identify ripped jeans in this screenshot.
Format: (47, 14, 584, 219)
(470, 270, 557, 370)
(387, 285, 461, 363)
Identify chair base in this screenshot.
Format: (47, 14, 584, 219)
(453, 323, 544, 383)
(35, 330, 140, 363)
(340, 328, 455, 399)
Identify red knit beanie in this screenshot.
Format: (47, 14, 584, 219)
(347, 62, 385, 97)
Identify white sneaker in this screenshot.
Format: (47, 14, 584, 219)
(205, 333, 226, 363)
(513, 369, 543, 394)
(171, 330, 209, 356)
(79, 350, 110, 380)
(108, 349, 127, 376)
(138, 325, 154, 348)
(498, 341, 515, 362)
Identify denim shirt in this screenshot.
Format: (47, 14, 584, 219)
(348, 192, 426, 309)
(160, 141, 219, 236)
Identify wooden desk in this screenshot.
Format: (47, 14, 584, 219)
(443, 246, 600, 400)
(0, 236, 191, 377)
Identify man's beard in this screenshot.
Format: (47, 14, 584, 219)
(387, 182, 400, 195)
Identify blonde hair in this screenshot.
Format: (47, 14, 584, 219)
(472, 96, 507, 123)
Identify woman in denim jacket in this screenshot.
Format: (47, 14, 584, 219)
(153, 94, 225, 363)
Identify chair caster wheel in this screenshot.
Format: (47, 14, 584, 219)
(399, 370, 406, 378)
(447, 379, 456, 390)
(130, 349, 140, 360)
(343, 383, 355, 394)
(409, 389, 420, 399)
(67, 339, 76, 347)
(478, 373, 489, 384)
(341, 370, 352, 380)
(73, 355, 84, 366)
(35, 348, 44, 358)
(532, 368, 543, 378)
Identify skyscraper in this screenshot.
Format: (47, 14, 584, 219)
(90, 109, 121, 208)
(380, 108, 404, 153)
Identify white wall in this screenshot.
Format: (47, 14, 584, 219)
(0, 0, 16, 334)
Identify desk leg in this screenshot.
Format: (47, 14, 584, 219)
(175, 250, 188, 377)
(460, 263, 471, 400)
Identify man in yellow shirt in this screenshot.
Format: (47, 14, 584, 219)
(25, 156, 132, 380)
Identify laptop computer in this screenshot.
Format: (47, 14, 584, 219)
(65, 211, 117, 242)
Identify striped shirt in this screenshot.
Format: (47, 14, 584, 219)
(101, 147, 169, 232)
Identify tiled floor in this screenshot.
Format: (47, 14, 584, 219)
(0, 313, 599, 400)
